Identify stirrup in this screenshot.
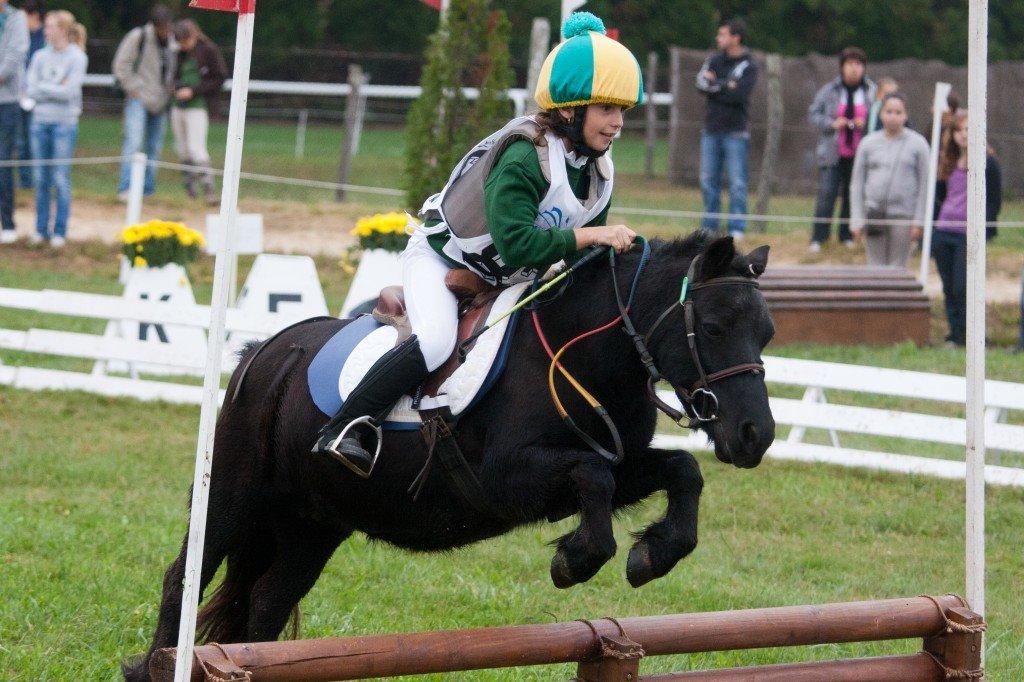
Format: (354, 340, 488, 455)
(323, 415, 384, 479)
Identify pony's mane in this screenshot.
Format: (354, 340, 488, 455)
(650, 232, 713, 261)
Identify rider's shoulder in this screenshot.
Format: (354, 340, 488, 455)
(496, 139, 541, 167)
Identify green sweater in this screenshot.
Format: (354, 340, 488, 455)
(427, 140, 610, 269)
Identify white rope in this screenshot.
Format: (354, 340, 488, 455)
(151, 159, 405, 197)
(7, 154, 1022, 228)
(0, 155, 123, 167)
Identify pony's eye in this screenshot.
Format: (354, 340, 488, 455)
(702, 322, 725, 337)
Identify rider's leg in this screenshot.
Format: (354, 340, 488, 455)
(313, 233, 458, 476)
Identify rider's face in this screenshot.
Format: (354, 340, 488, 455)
(580, 104, 625, 151)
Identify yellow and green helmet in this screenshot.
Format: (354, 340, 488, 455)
(534, 12, 644, 110)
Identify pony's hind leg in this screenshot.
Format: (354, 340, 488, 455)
(613, 447, 703, 588)
(245, 514, 351, 642)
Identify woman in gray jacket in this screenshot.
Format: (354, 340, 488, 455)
(25, 10, 86, 247)
(849, 92, 929, 267)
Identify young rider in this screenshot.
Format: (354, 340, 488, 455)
(314, 13, 643, 476)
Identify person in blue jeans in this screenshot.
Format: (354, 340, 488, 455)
(695, 18, 758, 239)
(0, 0, 28, 244)
(15, 0, 44, 190)
(112, 6, 176, 199)
(25, 10, 86, 247)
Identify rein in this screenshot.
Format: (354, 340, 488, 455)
(532, 241, 764, 464)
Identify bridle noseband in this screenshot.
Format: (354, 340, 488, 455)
(613, 253, 765, 428)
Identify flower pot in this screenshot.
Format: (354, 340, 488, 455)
(340, 248, 405, 318)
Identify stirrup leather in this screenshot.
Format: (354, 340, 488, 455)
(323, 415, 384, 479)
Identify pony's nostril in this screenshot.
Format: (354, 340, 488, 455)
(740, 421, 759, 451)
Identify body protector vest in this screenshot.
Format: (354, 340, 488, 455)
(418, 115, 613, 286)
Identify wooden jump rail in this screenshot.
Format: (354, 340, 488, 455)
(151, 594, 984, 681)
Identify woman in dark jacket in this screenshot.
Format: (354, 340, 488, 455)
(170, 19, 227, 204)
(932, 108, 1002, 346)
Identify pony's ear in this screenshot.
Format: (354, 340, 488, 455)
(745, 245, 770, 277)
(699, 236, 736, 280)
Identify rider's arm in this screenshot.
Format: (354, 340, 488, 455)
(485, 141, 579, 270)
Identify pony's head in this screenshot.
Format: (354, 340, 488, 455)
(646, 235, 775, 468)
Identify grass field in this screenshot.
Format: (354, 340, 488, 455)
(1, 243, 1023, 679)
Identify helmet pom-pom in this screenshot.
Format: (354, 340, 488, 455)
(562, 11, 605, 39)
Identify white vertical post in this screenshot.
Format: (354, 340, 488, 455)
(561, 0, 586, 27)
(125, 152, 146, 227)
(965, 0, 987, 626)
(295, 108, 308, 159)
(173, 5, 255, 682)
(918, 82, 952, 285)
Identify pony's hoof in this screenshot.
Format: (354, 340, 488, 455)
(550, 550, 577, 589)
(626, 541, 655, 588)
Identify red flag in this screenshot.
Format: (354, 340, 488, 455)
(189, 0, 255, 13)
(419, 0, 442, 9)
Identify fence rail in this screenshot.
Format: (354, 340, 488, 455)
(148, 595, 982, 681)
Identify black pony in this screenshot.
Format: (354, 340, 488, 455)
(124, 232, 775, 680)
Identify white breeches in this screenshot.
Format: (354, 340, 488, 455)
(402, 232, 459, 371)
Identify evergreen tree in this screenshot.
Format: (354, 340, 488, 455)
(403, 0, 514, 211)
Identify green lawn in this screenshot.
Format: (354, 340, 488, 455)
(1, 241, 1023, 679)
(1, 386, 1023, 680)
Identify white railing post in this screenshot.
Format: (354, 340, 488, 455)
(295, 108, 308, 158)
(918, 82, 952, 285)
(125, 152, 146, 228)
(174, 3, 256, 681)
(965, 0, 987, 629)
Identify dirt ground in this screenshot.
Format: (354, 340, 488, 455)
(9, 195, 1022, 303)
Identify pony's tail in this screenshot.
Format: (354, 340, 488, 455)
(195, 342, 306, 643)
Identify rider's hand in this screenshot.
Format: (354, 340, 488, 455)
(575, 224, 636, 253)
(831, 117, 849, 130)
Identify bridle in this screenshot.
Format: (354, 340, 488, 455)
(612, 252, 765, 428)
(531, 241, 766, 466)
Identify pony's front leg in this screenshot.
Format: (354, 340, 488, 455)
(612, 447, 703, 588)
(549, 453, 617, 589)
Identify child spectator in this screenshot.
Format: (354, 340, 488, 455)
(932, 109, 1002, 347)
(171, 19, 226, 205)
(849, 92, 930, 267)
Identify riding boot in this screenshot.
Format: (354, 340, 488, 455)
(312, 335, 429, 478)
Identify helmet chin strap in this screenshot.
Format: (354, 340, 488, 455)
(553, 105, 607, 159)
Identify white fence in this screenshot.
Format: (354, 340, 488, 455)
(655, 356, 1024, 487)
(2, 284, 1023, 486)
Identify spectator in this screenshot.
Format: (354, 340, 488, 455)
(25, 9, 87, 248)
(171, 19, 226, 205)
(15, 0, 43, 190)
(695, 18, 758, 239)
(807, 46, 876, 253)
(113, 5, 177, 201)
(849, 92, 929, 268)
(0, 0, 28, 245)
(866, 77, 897, 134)
(931, 109, 1001, 347)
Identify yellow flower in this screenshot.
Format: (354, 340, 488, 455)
(133, 256, 147, 267)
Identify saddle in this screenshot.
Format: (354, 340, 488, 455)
(371, 269, 501, 397)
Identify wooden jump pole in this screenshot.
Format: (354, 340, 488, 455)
(151, 595, 978, 681)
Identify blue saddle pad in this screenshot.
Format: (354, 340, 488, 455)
(307, 305, 521, 430)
